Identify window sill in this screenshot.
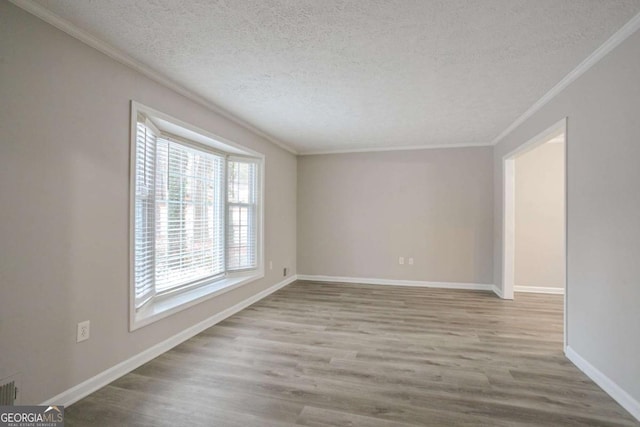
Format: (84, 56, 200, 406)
(130, 270, 264, 331)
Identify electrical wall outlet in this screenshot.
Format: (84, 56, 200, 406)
(399, 257, 405, 265)
(408, 257, 414, 265)
(77, 320, 90, 343)
(283, 267, 288, 277)
(269, 260, 273, 270)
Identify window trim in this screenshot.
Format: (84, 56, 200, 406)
(129, 101, 265, 331)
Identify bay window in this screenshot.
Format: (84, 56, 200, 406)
(130, 102, 263, 330)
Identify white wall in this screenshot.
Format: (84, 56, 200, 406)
(493, 28, 640, 407)
(515, 141, 565, 290)
(298, 148, 494, 284)
(0, 2, 296, 405)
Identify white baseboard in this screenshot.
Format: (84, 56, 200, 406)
(515, 285, 565, 295)
(566, 346, 640, 422)
(492, 285, 505, 299)
(41, 275, 297, 407)
(297, 274, 494, 292)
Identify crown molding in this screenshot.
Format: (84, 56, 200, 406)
(299, 142, 492, 156)
(9, 0, 299, 156)
(491, 11, 640, 146)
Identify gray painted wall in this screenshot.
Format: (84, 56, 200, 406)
(493, 29, 640, 404)
(298, 148, 494, 284)
(2, 0, 639, 413)
(0, 2, 297, 404)
(515, 141, 565, 290)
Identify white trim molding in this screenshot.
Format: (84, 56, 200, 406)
(9, 0, 298, 156)
(41, 276, 297, 407)
(491, 11, 640, 146)
(515, 286, 564, 295)
(566, 346, 640, 422)
(491, 285, 504, 299)
(299, 142, 492, 156)
(297, 274, 494, 292)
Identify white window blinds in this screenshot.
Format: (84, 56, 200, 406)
(134, 117, 157, 308)
(154, 137, 225, 292)
(133, 113, 261, 309)
(227, 159, 258, 271)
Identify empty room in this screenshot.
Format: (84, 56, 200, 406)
(1, 1, 639, 426)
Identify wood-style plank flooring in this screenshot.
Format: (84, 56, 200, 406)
(66, 281, 638, 426)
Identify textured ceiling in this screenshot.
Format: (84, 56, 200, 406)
(31, 0, 640, 153)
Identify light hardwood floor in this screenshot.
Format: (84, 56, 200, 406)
(65, 281, 638, 426)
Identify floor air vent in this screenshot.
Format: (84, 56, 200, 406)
(0, 377, 18, 405)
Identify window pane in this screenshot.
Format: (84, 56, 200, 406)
(155, 138, 225, 292)
(227, 160, 257, 270)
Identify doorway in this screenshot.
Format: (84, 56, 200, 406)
(502, 118, 567, 348)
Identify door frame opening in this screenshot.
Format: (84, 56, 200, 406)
(502, 118, 567, 349)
